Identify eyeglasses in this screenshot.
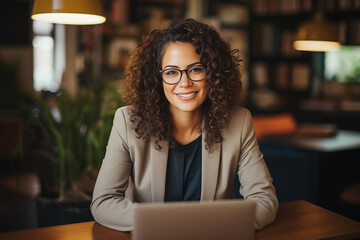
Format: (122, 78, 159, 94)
(159, 65, 206, 85)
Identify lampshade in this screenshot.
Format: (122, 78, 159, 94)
(31, 0, 106, 25)
(293, 12, 340, 52)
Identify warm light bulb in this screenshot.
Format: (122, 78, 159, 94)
(293, 40, 341, 52)
(31, 13, 106, 25)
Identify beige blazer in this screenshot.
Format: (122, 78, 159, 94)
(91, 106, 278, 231)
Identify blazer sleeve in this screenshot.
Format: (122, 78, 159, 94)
(90, 107, 136, 232)
(237, 109, 278, 230)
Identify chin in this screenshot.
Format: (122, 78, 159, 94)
(175, 104, 202, 113)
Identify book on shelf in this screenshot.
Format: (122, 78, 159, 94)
(221, 29, 248, 56)
(252, 23, 280, 56)
(291, 63, 310, 91)
(281, 30, 297, 56)
(253, 0, 312, 16)
(339, 0, 352, 11)
(325, 0, 337, 11)
(350, 21, 360, 45)
(326, 0, 360, 11)
(252, 62, 269, 87)
(218, 3, 249, 25)
(301, 0, 312, 12)
(111, 0, 129, 25)
(275, 63, 290, 90)
(355, 0, 360, 9)
(338, 21, 347, 45)
(262, 23, 274, 55)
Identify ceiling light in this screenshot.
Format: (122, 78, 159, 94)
(293, 12, 340, 52)
(31, 0, 106, 25)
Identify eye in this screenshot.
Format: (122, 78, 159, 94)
(164, 69, 179, 76)
(189, 66, 204, 73)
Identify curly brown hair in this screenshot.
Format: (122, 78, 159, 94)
(122, 18, 244, 151)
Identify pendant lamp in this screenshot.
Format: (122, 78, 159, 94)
(293, 11, 340, 52)
(31, 0, 106, 25)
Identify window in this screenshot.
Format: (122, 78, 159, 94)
(324, 46, 360, 83)
(32, 21, 65, 92)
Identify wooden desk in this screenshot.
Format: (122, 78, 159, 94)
(256, 200, 360, 240)
(0, 200, 359, 240)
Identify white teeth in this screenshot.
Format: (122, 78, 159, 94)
(177, 92, 196, 97)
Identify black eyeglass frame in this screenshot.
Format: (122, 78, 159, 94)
(159, 65, 207, 85)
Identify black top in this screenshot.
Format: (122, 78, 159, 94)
(164, 135, 202, 201)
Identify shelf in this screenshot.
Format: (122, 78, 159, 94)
(248, 0, 360, 113)
(220, 23, 249, 30)
(251, 0, 313, 17)
(251, 54, 311, 61)
(325, 10, 360, 20)
(251, 13, 313, 23)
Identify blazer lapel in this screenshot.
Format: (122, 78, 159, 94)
(201, 134, 221, 201)
(150, 138, 169, 202)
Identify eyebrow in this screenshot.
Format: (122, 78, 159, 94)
(164, 61, 202, 69)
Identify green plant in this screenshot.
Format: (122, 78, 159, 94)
(28, 81, 125, 196)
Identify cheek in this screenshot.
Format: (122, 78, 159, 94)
(162, 83, 172, 98)
(200, 81, 208, 95)
(162, 82, 169, 93)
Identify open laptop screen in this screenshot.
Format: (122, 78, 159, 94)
(133, 199, 256, 240)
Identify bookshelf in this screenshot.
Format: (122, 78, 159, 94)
(75, 0, 187, 87)
(323, 0, 360, 45)
(100, 0, 186, 74)
(205, 0, 250, 91)
(248, 0, 360, 114)
(249, 0, 315, 113)
(98, 0, 251, 88)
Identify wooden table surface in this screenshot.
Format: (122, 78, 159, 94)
(0, 200, 359, 240)
(255, 200, 360, 240)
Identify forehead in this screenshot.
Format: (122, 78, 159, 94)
(161, 42, 200, 67)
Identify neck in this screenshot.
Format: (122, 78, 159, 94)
(170, 107, 202, 145)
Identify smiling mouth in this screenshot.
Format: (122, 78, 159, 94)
(176, 92, 197, 98)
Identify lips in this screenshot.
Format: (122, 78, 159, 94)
(175, 91, 198, 100)
(177, 92, 196, 97)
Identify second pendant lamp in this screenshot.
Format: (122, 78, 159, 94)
(293, 6, 340, 52)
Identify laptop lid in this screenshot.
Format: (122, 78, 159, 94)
(133, 199, 256, 240)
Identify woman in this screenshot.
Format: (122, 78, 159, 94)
(91, 18, 278, 231)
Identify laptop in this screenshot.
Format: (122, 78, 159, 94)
(133, 199, 256, 240)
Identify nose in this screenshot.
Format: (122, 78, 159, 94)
(178, 71, 192, 87)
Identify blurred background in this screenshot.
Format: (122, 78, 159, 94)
(0, 0, 359, 233)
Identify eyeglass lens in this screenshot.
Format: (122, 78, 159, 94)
(161, 66, 206, 84)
